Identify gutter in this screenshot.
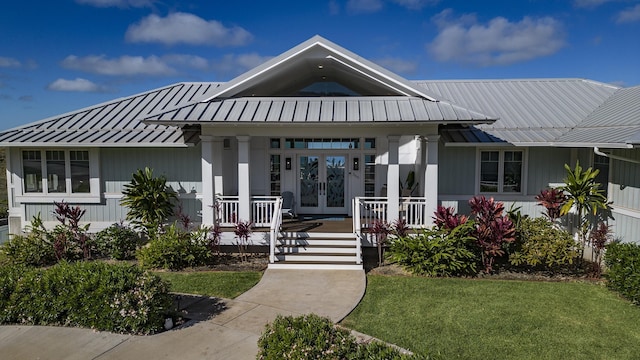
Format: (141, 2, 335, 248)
(593, 147, 640, 164)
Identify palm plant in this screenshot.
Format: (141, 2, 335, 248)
(558, 161, 609, 257)
(121, 167, 176, 238)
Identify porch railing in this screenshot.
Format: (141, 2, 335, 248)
(269, 197, 283, 263)
(354, 196, 428, 232)
(216, 195, 280, 227)
(352, 198, 363, 265)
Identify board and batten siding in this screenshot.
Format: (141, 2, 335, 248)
(24, 197, 202, 231)
(608, 148, 640, 243)
(526, 147, 573, 193)
(101, 146, 202, 195)
(438, 145, 476, 195)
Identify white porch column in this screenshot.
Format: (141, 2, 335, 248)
(212, 138, 224, 197)
(423, 134, 440, 226)
(387, 135, 401, 223)
(200, 136, 215, 227)
(237, 135, 251, 222)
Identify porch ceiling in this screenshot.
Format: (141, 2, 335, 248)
(143, 96, 497, 125)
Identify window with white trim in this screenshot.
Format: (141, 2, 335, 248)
(479, 150, 523, 193)
(22, 150, 93, 195)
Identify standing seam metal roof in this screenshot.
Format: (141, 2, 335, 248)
(0, 83, 222, 147)
(143, 96, 495, 124)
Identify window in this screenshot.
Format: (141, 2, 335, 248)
(22, 149, 95, 197)
(364, 154, 376, 197)
(479, 150, 523, 193)
(270, 154, 281, 196)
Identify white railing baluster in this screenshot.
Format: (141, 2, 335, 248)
(269, 197, 283, 263)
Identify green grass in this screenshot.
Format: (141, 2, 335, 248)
(155, 271, 261, 299)
(342, 275, 640, 359)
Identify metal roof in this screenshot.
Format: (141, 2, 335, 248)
(555, 85, 640, 146)
(416, 79, 620, 145)
(143, 96, 495, 124)
(0, 82, 222, 147)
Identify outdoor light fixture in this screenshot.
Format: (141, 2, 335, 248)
(353, 157, 359, 171)
(285, 157, 292, 170)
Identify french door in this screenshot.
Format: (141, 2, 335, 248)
(298, 154, 348, 214)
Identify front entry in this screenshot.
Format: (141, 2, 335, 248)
(298, 154, 348, 214)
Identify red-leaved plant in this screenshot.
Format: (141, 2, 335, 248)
(234, 220, 253, 262)
(535, 188, 567, 221)
(53, 201, 90, 260)
(391, 218, 410, 238)
(589, 222, 611, 277)
(433, 205, 469, 230)
(469, 196, 515, 273)
(371, 219, 392, 266)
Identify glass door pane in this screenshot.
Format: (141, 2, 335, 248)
(326, 156, 345, 208)
(299, 156, 319, 207)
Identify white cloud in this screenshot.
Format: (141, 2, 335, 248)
(392, 0, 439, 10)
(347, 0, 383, 13)
(162, 54, 210, 70)
(617, 4, 640, 22)
(211, 53, 272, 77)
(0, 56, 21, 68)
(47, 78, 106, 92)
(61, 54, 176, 76)
(75, 0, 154, 8)
(428, 11, 565, 66)
(375, 57, 418, 74)
(125, 13, 252, 47)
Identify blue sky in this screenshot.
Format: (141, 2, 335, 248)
(1, 0, 639, 130)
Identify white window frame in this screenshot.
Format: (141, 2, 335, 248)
(476, 148, 527, 195)
(16, 148, 101, 203)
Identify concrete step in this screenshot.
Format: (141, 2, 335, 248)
(275, 254, 359, 263)
(279, 232, 354, 239)
(268, 262, 363, 270)
(275, 246, 357, 254)
(277, 238, 356, 246)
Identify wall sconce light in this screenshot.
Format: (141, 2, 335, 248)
(353, 157, 359, 171)
(285, 157, 292, 170)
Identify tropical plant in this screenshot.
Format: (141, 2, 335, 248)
(468, 196, 515, 273)
(234, 220, 253, 262)
(558, 161, 609, 256)
(589, 222, 612, 277)
(392, 218, 410, 238)
(371, 219, 392, 266)
(535, 188, 567, 221)
(1, 214, 56, 266)
(136, 223, 210, 270)
(433, 205, 468, 231)
(53, 201, 91, 260)
(121, 167, 176, 238)
(387, 221, 478, 277)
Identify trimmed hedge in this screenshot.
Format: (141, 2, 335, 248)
(137, 224, 211, 270)
(94, 223, 142, 260)
(604, 242, 640, 305)
(0, 262, 173, 334)
(258, 314, 427, 359)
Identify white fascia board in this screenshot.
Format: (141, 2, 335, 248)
(202, 42, 322, 102)
(1, 142, 193, 148)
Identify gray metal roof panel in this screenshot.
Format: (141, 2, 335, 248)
(144, 96, 494, 124)
(0, 82, 223, 147)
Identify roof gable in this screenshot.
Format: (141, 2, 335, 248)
(203, 35, 440, 100)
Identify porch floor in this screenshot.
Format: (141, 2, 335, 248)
(241, 215, 353, 233)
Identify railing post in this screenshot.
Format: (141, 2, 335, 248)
(353, 197, 362, 265)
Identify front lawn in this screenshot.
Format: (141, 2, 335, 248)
(155, 271, 262, 299)
(341, 275, 640, 359)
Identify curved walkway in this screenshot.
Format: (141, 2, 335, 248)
(0, 269, 366, 360)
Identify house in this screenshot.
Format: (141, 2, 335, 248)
(1, 35, 638, 269)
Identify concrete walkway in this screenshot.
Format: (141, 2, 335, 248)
(0, 269, 366, 360)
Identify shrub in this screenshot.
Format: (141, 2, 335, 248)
(604, 242, 640, 305)
(0, 261, 172, 334)
(509, 217, 579, 271)
(469, 196, 515, 273)
(257, 314, 420, 359)
(1, 215, 56, 266)
(387, 222, 478, 277)
(137, 224, 210, 270)
(535, 188, 567, 221)
(433, 205, 468, 230)
(94, 223, 142, 260)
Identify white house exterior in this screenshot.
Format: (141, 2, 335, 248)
(1, 36, 639, 269)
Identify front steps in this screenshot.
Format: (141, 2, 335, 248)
(268, 232, 363, 270)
